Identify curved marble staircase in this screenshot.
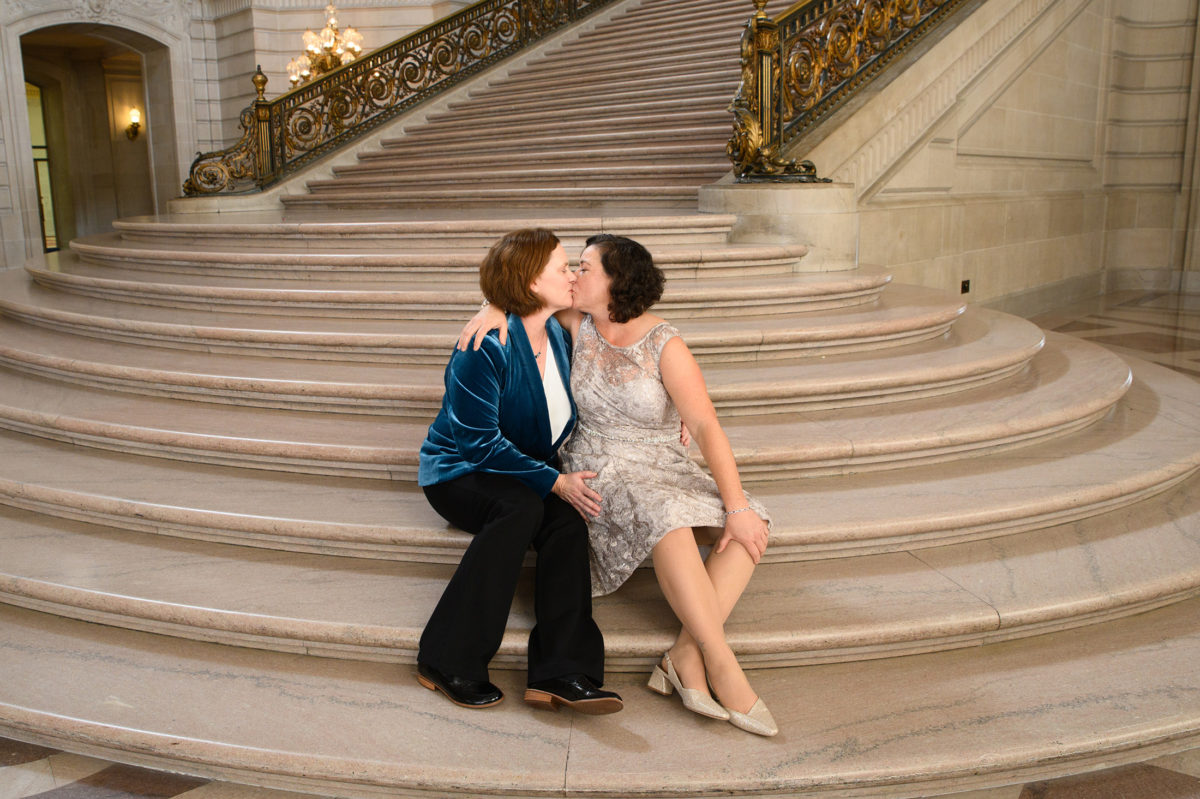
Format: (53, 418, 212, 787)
(3, 0, 1200, 797)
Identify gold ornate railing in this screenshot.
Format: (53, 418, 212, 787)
(728, 0, 971, 181)
(184, 0, 617, 195)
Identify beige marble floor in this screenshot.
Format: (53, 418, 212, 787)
(3, 289, 1199, 799)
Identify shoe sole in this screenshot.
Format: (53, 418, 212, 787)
(522, 689, 624, 715)
(417, 673, 504, 709)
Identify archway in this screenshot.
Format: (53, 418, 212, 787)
(19, 25, 169, 247)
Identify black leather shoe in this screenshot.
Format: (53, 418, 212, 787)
(417, 662, 503, 709)
(524, 674, 623, 715)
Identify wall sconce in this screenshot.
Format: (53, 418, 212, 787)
(126, 108, 141, 140)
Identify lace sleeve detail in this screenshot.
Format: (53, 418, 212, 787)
(649, 323, 681, 365)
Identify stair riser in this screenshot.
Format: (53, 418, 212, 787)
(424, 95, 734, 126)
(73, 255, 796, 281)
(280, 195, 703, 212)
(26, 282, 865, 321)
(6, 308, 949, 365)
(109, 224, 738, 251)
(337, 154, 727, 175)
(396, 111, 728, 144)
(369, 137, 728, 161)
(480, 58, 738, 92)
(11, 437, 1190, 569)
(376, 126, 729, 154)
(0, 337, 1020, 423)
(5, 570, 1197, 672)
(447, 80, 738, 114)
(501, 47, 739, 79)
(465, 68, 736, 105)
(305, 174, 728, 192)
(525, 39, 739, 71)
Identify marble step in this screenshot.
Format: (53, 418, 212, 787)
(73, 234, 807, 280)
(467, 69, 736, 107)
(534, 22, 735, 58)
(303, 164, 731, 194)
(521, 42, 737, 76)
(0, 274, 966, 363)
(42, 256, 863, 319)
(0, 332, 1130, 480)
(4, 597, 1199, 798)
(461, 67, 737, 107)
(476, 53, 739, 93)
(445, 77, 738, 116)
(110, 212, 742, 250)
(421, 97, 734, 130)
(342, 145, 729, 174)
(394, 109, 729, 146)
(279, 185, 705, 210)
(2, 358, 1192, 566)
(0, 305, 1035, 416)
(2, 457, 1200, 670)
(566, 4, 748, 39)
(577, 0, 757, 34)
(369, 123, 729, 159)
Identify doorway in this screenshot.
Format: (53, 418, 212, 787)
(25, 82, 58, 253)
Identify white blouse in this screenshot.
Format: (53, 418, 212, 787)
(542, 343, 571, 444)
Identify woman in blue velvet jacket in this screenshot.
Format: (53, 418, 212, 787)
(415, 228, 622, 715)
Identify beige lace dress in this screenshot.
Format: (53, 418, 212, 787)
(561, 315, 771, 596)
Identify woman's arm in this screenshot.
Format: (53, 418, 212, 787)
(458, 306, 584, 351)
(445, 338, 602, 512)
(458, 303, 509, 351)
(443, 342, 560, 496)
(659, 337, 768, 563)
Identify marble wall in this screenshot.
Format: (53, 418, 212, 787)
(801, 0, 1200, 314)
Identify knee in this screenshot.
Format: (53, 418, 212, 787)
(487, 490, 545, 544)
(539, 503, 589, 551)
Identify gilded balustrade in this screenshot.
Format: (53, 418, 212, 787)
(728, 0, 971, 181)
(183, 0, 616, 195)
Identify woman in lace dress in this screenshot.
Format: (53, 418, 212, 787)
(463, 234, 776, 736)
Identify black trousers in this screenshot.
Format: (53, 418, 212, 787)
(418, 472, 605, 686)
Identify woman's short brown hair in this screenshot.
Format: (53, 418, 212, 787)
(584, 234, 664, 323)
(479, 228, 560, 316)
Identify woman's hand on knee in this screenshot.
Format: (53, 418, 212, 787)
(552, 471, 601, 518)
(715, 512, 768, 564)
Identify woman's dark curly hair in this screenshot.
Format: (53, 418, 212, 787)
(584, 234, 665, 323)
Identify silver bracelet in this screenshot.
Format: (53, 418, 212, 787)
(480, 298, 490, 308)
(725, 506, 751, 516)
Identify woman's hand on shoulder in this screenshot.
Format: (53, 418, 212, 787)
(552, 471, 601, 518)
(715, 510, 769, 564)
(458, 303, 509, 351)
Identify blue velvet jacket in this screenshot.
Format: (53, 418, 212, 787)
(418, 313, 576, 497)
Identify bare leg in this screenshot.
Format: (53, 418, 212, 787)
(667, 533, 757, 692)
(651, 528, 758, 713)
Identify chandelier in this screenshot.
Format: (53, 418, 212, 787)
(286, 4, 364, 87)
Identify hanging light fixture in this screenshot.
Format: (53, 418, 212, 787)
(286, 4, 364, 87)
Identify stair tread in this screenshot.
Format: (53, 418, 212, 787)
(78, 231, 802, 266)
(0, 307, 1035, 404)
(2, 459, 1200, 667)
(0, 271, 962, 344)
(0, 357, 1194, 563)
(2, 586, 1200, 796)
(0, 332, 1142, 482)
(46, 253, 857, 294)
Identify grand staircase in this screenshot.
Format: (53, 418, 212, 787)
(3, 0, 1200, 796)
